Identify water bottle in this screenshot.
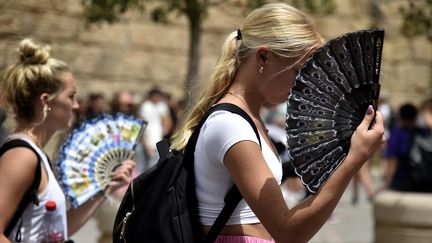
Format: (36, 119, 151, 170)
(44, 200, 65, 243)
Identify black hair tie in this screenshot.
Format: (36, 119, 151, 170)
(236, 29, 242, 41)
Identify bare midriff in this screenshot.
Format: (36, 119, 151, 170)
(202, 223, 273, 241)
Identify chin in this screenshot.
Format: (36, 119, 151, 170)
(275, 95, 289, 104)
(67, 120, 75, 129)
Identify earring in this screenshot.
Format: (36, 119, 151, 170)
(259, 66, 264, 74)
(44, 105, 51, 113)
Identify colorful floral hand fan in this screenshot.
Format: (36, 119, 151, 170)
(286, 28, 385, 193)
(56, 113, 146, 208)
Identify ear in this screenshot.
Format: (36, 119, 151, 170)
(255, 46, 270, 66)
(39, 93, 50, 107)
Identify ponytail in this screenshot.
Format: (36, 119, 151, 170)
(171, 31, 242, 151)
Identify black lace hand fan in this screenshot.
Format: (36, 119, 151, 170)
(286, 28, 384, 193)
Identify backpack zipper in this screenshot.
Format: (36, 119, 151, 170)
(117, 181, 136, 243)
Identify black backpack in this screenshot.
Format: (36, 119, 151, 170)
(409, 131, 432, 191)
(0, 139, 42, 242)
(113, 103, 261, 243)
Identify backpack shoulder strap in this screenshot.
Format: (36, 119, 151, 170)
(184, 103, 262, 243)
(1, 139, 42, 238)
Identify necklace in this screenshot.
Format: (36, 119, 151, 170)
(227, 91, 248, 107)
(227, 91, 270, 136)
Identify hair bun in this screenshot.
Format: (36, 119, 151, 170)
(18, 38, 51, 65)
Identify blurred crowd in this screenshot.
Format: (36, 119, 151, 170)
(69, 87, 186, 175)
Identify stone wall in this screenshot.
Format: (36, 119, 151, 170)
(0, 0, 430, 107)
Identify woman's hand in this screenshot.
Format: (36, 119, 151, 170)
(347, 105, 386, 169)
(106, 159, 136, 195)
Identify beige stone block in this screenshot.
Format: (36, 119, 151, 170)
(79, 22, 133, 46)
(376, 1, 406, 39)
(379, 61, 431, 107)
(382, 1, 408, 16)
(47, 42, 83, 69)
(379, 63, 398, 86)
(141, 51, 187, 81)
(381, 19, 405, 40)
(382, 38, 412, 62)
(374, 191, 432, 243)
(0, 9, 38, 35)
(314, 16, 358, 39)
(333, 0, 357, 16)
(127, 22, 189, 52)
(3, 0, 48, 12)
(72, 50, 187, 99)
(350, 18, 374, 31)
(33, 13, 82, 40)
(375, 224, 432, 243)
(0, 39, 24, 68)
(397, 63, 430, 90)
(68, 46, 105, 74)
(374, 191, 432, 226)
(411, 37, 432, 61)
(201, 32, 227, 57)
(51, 0, 83, 15)
(204, 5, 243, 31)
(6, 0, 83, 15)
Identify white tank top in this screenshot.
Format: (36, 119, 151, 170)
(8, 136, 68, 242)
(194, 111, 283, 225)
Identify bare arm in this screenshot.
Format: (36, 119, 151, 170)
(224, 109, 384, 243)
(67, 160, 135, 236)
(0, 148, 39, 242)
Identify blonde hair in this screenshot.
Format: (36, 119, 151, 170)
(171, 3, 323, 151)
(1, 38, 69, 123)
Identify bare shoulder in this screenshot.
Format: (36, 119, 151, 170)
(0, 146, 40, 225)
(0, 147, 39, 185)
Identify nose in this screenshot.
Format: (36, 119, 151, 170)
(73, 99, 80, 110)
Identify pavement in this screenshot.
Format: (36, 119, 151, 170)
(310, 183, 375, 243)
(72, 171, 380, 243)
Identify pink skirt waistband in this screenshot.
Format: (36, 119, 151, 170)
(214, 235, 275, 243)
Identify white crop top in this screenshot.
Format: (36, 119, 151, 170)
(194, 110, 282, 225)
(8, 136, 68, 242)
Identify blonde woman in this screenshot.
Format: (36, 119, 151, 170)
(171, 3, 385, 243)
(0, 39, 135, 242)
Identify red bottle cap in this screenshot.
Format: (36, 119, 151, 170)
(45, 200, 57, 211)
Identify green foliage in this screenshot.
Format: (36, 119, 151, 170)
(81, 0, 147, 24)
(81, 0, 337, 26)
(291, 0, 336, 15)
(81, 0, 211, 25)
(400, 0, 432, 42)
(244, 0, 267, 10)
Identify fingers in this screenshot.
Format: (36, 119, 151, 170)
(121, 159, 136, 169)
(114, 160, 135, 175)
(348, 108, 386, 168)
(371, 111, 384, 131)
(110, 160, 136, 185)
(357, 105, 375, 131)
